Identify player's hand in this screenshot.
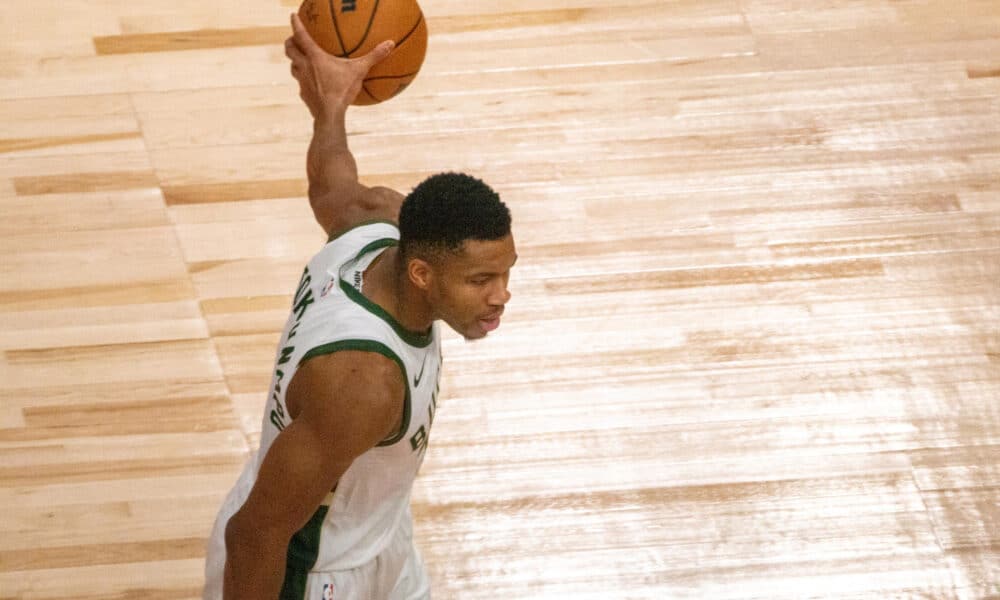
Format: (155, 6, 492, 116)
(285, 13, 394, 117)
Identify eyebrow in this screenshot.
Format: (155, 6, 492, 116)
(468, 255, 518, 278)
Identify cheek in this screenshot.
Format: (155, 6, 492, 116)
(449, 287, 474, 311)
(433, 281, 468, 312)
(446, 285, 485, 316)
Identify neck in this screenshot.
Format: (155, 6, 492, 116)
(365, 246, 434, 334)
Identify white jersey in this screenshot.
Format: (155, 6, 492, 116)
(207, 221, 441, 590)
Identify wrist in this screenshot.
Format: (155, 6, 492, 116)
(314, 106, 348, 131)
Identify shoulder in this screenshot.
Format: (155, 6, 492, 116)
(287, 346, 406, 440)
(323, 186, 405, 241)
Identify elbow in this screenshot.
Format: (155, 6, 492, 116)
(224, 507, 289, 557)
(224, 509, 250, 553)
(307, 186, 337, 234)
(307, 182, 329, 211)
(224, 508, 266, 553)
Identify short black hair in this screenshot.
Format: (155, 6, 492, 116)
(398, 172, 511, 260)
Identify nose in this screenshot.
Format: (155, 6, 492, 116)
(488, 281, 511, 307)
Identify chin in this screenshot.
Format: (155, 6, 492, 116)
(443, 317, 485, 341)
(461, 329, 487, 342)
(458, 322, 488, 341)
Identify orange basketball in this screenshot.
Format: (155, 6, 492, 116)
(298, 0, 427, 105)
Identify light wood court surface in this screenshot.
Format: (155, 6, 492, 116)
(1, 0, 998, 598)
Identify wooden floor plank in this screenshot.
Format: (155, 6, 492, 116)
(1, 0, 998, 598)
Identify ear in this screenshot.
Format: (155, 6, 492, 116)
(407, 257, 434, 290)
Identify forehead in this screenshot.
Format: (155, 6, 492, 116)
(445, 234, 517, 272)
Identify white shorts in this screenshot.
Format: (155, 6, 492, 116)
(203, 502, 431, 600)
(288, 535, 430, 600)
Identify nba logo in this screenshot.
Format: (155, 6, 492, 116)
(320, 278, 336, 298)
(322, 583, 335, 599)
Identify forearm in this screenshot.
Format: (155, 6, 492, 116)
(306, 107, 360, 203)
(286, 16, 398, 232)
(222, 515, 289, 600)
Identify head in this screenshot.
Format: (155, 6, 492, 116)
(398, 172, 516, 340)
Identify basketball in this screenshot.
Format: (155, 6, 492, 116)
(298, 0, 428, 105)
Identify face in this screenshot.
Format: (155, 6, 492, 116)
(421, 234, 517, 340)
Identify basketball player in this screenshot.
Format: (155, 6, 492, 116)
(202, 14, 516, 600)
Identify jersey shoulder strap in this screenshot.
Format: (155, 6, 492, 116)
(326, 219, 399, 248)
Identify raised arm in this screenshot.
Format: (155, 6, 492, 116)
(221, 351, 404, 600)
(285, 13, 405, 237)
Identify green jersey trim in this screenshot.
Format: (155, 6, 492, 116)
(300, 339, 412, 447)
(338, 238, 434, 348)
(354, 237, 399, 262)
(326, 219, 397, 244)
(280, 504, 329, 599)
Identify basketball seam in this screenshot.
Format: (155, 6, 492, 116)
(364, 72, 418, 82)
(361, 83, 380, 103)
(395, 13, 424, 50)
(327, 0, 349, 56)
(359, 13, 423, 100)
(346, 0, 381, 56)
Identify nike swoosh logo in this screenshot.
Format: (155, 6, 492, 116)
(413, 353, 428, 387)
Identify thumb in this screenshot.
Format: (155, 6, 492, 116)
(357, 40, 395, 70)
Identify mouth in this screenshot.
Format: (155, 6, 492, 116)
(478, 310, 504, 333)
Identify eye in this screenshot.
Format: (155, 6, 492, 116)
(469, 276, 491, 286)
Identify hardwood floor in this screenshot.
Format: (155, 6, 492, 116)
(1, 0, 998, 598)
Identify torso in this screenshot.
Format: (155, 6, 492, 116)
(255, 221, 443, 570)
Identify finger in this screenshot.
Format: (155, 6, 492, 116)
(355, 40, 395, 70)
(284, 37, 306, 63)
(290, 13, 324, 57)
